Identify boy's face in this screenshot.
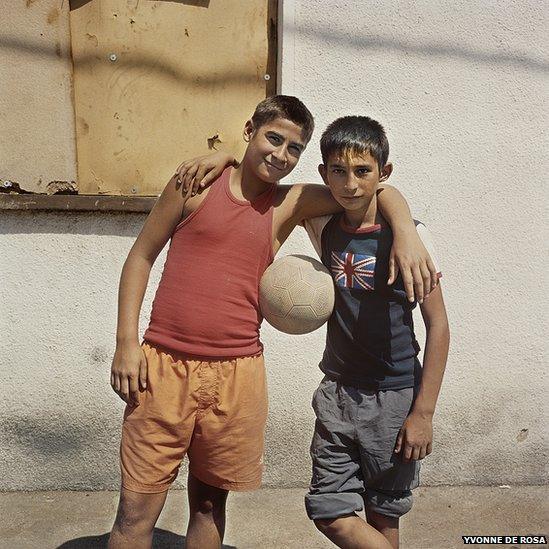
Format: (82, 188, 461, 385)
(319, 150, 392, 212)
(243, 117, 307, 184)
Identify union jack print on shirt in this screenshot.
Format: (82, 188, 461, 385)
(331, 252, 376, 290)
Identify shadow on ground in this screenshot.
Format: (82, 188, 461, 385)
(56, 527, 236, 548)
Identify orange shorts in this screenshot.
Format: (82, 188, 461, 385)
(120, 342, 268, 493)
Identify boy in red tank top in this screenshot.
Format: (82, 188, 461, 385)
(108, 96, 438, 549)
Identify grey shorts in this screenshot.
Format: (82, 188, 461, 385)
(305, 376, 420, 521)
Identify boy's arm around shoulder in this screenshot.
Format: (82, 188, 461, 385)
(110, 176, 191, 407)
(291, 183, 342, 222)
(395, 283, 450, 462)
(291, 183, 439, 303)
(269, 183, 339, 254)
(376, 185, 439, 303)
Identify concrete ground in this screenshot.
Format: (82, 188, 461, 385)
(1, 486, 547, 548)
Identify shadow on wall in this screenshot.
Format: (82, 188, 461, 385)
(2, 27, 547, 79)
(287, 23, 549, 74)
(3, 415, 101, 456)
(0, 34, 259, 86)
(56, 528, 235, 548)
(0, 210, 146, 237)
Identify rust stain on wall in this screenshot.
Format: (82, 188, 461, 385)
(77, 116, 89, 135)
(47, 7, 59, 24)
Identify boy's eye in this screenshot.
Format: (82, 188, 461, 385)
(288, 145, 302, 156)
(331, 168, 344, 174)
(357, 168, 371, 176)
(267, 134, 281, 144)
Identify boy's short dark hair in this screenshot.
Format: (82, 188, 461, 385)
(251, 95, 315, 143)
(320, 116, 389, 170)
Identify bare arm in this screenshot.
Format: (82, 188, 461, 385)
(174, 151, 237, 196)
(111, 176, 190, 406)
(395, 284, 450, 462)
(293, 183, 438, 302)
(376, 185, 439, 303)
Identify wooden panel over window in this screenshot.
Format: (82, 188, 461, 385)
(69, 0, 277, 196)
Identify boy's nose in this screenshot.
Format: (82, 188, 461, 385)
(271, 146, 288, 166)
(344, 177, 359, 192)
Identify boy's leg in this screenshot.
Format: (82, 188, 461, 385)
(306, 377, 392, 548)
(113, 343, 199, 546)
(360, 388, 421, 549)
(184, 354, 267, 546)
(366, 509, 399, 549)
(186, 473, 229, 549)
(315, 515, 393, 549)
(108, 487, 168, 549)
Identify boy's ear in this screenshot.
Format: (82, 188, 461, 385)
(318, 164, 328, 185)
(243, 120, 254, 142)
(379, 162, 393, 182)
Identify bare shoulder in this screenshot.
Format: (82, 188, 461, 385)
(282, 182, 340, 221)
(273, 183, 299, 206)
(273, 182, 326, 206)
(181, 184, 213, 218)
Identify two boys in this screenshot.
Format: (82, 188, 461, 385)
(108, 95, 440, 548)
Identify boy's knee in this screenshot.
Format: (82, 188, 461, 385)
(188, 475, 228, 515)
(314, 517, 347, 537)
(193, 497, 222, 515)
(367, 508, 399, 529)
(114, 490, 164, 534)
(112, 510, 152, 540)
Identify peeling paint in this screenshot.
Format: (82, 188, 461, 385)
(85, 33, 98, 47)
(0, 181, 33, 194)
(45, 180, 78, 195)
(517, 428, 529, 442)
(207, 134, 222, 150)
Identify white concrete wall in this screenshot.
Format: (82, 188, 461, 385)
(1, 0, 547, 490)
(275, 0, 549, 486)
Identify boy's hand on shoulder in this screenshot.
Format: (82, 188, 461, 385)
(173, 151, 237, 197)
(394, 411, 433, 462)
(388, 225, 438, 304)
(110, 342, 148, 407)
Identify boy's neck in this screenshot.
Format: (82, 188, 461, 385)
(343, 194, 380, 229)
(230, 160, 275, 201)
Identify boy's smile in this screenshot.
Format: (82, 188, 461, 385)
(243, 118, 307, 184)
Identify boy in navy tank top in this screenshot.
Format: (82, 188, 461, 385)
(303, 116, 450, 548)
(109, 97, 440, 549)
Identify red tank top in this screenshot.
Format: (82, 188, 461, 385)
(143, 167, 276, 357)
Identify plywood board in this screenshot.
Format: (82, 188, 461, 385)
(1, 0, 77, 194)
(69, 0, 277, 196)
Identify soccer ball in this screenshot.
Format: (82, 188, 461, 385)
(259, 254, 335, 335)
